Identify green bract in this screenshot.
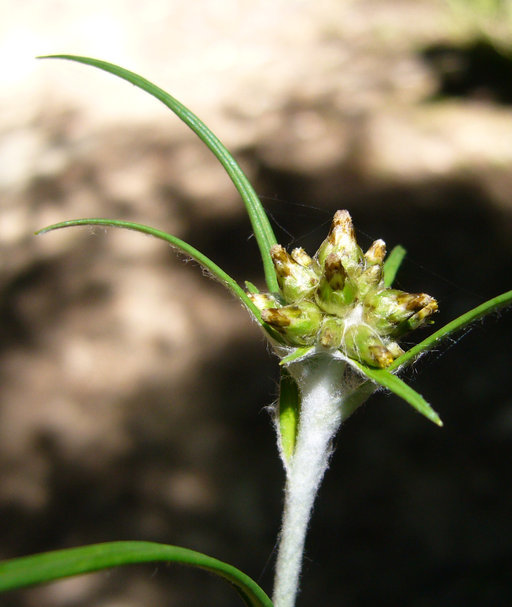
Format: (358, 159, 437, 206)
(250, 210, 438, 369)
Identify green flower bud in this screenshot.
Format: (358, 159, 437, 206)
(357, 263, 383, 297)
(271, 244, 320, 303)
(395, 297, 438, 335)
(315, 253, 357, 314)
(315, 210, 363, 277)
(290, 247, 317, 269)
(324, 253, 346, 291)
(343, 323, 395, 369)
(261, 301, 323, 346)
(248, 292, 281, 311)
(318, 316, 345, 349)
(356, 240, 386, 296)
(364, 289, 437, 336)
(385, 340, 405, 359)
(364, 239, 386, 265)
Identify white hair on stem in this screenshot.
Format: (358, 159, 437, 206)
(272, 356, 360, 607)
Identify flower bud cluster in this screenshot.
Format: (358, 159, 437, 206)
(249, 210, 438, 368)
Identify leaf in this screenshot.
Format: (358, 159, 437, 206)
(278, 368, 301, 462)
(354, 362, 443, 426)
(383, 245, 406, 287)
(389, 289, 512, 371)
(38, 54, 279, 293)
(36, 218, 264, 321)
(279, 346, 314, 366)
(0, 541, 273, 607)
(245, 280, 260, 294)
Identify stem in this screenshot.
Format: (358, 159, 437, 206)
(272, 357, 350, 607)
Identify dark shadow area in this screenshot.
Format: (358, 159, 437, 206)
(1, 147, 511, 607)
(421, 39, 512, 104)
(0, 254, 113, 354)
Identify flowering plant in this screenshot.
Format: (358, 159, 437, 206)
(0, 56, 510, 607)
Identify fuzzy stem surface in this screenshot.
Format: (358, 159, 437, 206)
(272, 357, 350, 607)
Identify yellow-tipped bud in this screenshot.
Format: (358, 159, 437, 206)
(262, 301, 323, 346)
(343, 324, 394, 368)
(271, 244, 320, 303)
(315, 210, 363, 274)
(248, 292, 281, 311)
(291, 247, 316, 268)
(364, 239, 386, 265)
(318, 317, 344, 349)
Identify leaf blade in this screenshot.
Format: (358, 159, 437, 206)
(38, 54, 279, 292)
(354, 363, 443, 426)
(383, 245, 406, 287)
(0, 541, 273, 607)
(278, 368, 301, 463)
(36, 218, 263, 321)
(279, 346, 314, 366)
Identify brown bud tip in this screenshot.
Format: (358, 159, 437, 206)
(415, 299, 438, 321)
(332, 210, 353, 228)
(270, 244, 286, 258)
(291, 247, 314, 267)
(270, 244, 292, 276)
(386, 341, 405, 358)
(248, 292, 278, 311)
(369, 345, 394, 368)
(398, 293, 437, 313)
(329, 210, 355, 245)
(319, 329, 338, 348)
(261, 308, 291, 327)
(324, 253, 347, 289)
(360, 264, 382, 289)
(365, 239, 386, 264)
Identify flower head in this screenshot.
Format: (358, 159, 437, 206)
(250, 210, 438, 368)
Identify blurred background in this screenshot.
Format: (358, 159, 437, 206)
(1, 1, 512, 605)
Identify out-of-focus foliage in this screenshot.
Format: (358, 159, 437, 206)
(447, 0, 512, 51)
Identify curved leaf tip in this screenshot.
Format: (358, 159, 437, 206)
(37, 54, 279, 293)
(36, 218, 264, 322)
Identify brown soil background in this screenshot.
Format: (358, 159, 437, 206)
(1, 2, 512, 606)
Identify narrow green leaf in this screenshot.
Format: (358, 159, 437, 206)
(245, 280, 260, 294)
(354, 362, 443, 426)
(279, 346, 314, 366)
(36, 218, 263, 322)
(383, 245, 406, 287)
(38, 54, 279, 292)
(278, 368, 301, 462)
(389, 289, 512, 371)
(0, 541, 273, 607)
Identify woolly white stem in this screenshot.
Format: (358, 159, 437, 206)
(272, 357, 350, 607)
